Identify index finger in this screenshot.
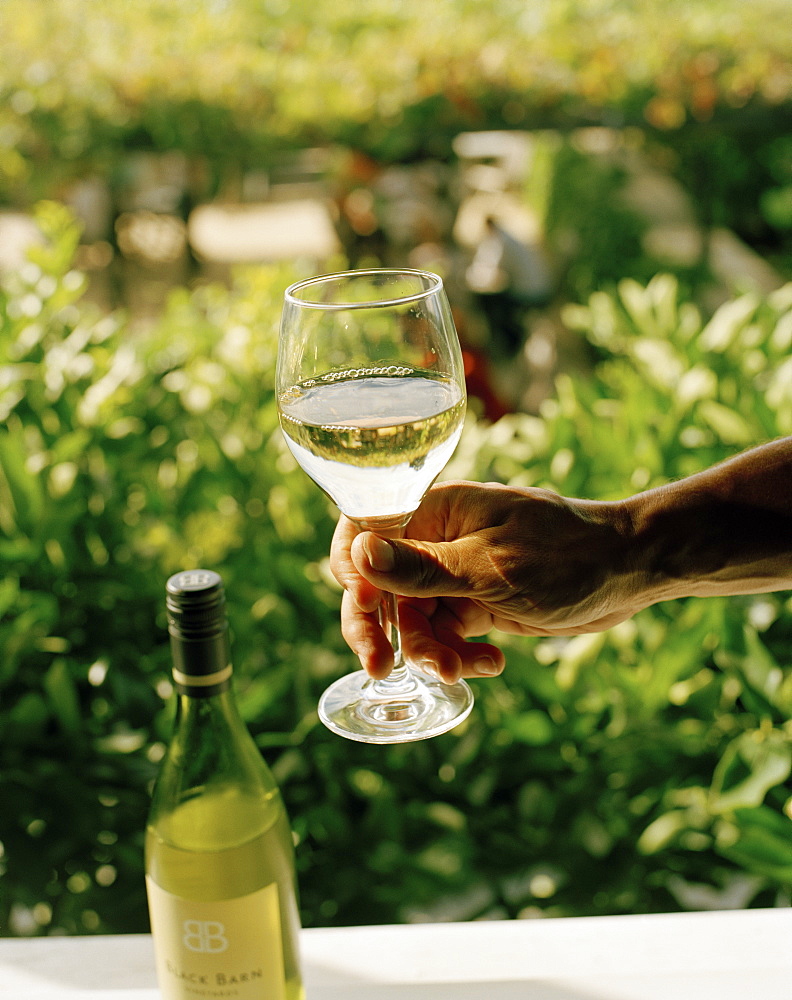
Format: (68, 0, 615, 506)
(330, 515, 382, 614)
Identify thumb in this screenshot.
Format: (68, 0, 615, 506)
(351, 532, 475, 598)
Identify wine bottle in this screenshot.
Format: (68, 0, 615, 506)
(145, 569, 304, 1000)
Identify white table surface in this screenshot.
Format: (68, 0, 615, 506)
(0, 908, 789, 999)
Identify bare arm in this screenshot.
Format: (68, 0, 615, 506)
(330, 439, 792, 683)
(626, 436, 792, 602)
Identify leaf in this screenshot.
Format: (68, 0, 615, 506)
(0, 430, 45, 532)
(646, 273, 681, 337)
(43, 658, 82, 737)
(555, 632, 607, 690)
(0, 576, 20, 618)
(710, 732, 792, 814)
(28, 201, 84, 275)
(637, 810, 688, 854)
(619, 278, 659, 337)
(699, 294, 758, 352)
(95, 730, 147, 754)
(631, 337, 684, 388)
(718, 810, 792, 882)
(6, 692, 51, 745)
(424, 802, 467, 833)
(696, 399, 754, 445)
(769, 310, 792, 354)
(740, 624, 783, 705)
(675, 365, 717, 408)
(506, 710, 555, 746)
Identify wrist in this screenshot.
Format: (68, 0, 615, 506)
(618, 488, 686, 605)
(569, 495, 663, 614)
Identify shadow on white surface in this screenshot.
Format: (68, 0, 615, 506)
(0, 935, 157, 991)
(2, 911, 792, 999)
(306, 979, 604, 1000)
(0, 936, 606, 999)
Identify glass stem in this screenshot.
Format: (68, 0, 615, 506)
(356, 517, 417, 698)
(373, 590, 416, 696)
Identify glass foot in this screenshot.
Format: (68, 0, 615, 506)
(318, 667, 474, 744)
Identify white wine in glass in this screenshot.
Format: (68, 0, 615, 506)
(277, 269, 473, 743)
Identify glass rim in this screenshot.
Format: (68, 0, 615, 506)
(284, 268, 444, 311)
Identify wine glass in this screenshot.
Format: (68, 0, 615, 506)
(277, 268, 473, 743)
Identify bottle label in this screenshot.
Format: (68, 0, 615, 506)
(146, 877, 286, 1000)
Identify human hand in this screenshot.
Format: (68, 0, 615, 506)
(329, 480, 638, 684)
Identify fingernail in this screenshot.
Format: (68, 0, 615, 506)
(419, 660, 456, 686)
(475, 656, 502, 676)
(364, 535, 395, 573)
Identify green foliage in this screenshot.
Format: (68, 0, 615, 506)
(443, 271, 792, 915)
(540, 137, 658, 303)
(0, 0, 790, 242)
(0, 203, 341, 934)
(3, 210, 792, 937)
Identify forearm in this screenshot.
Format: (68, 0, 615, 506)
(622, 438, 792, 602)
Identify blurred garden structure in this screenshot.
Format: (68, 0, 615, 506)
(2, 0, 792, 940)
(1, 0, 791, 349)
(1, 125, 787, 416)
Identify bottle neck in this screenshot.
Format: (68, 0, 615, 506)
(170, 628, 232, 698)
(173, 684, 241, 729)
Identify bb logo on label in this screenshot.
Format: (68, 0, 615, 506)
(182, 920, 229, 953)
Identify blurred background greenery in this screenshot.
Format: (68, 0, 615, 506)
(1, 0, 792, 937)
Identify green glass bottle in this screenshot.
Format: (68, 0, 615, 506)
(145, 569, 303, 1000)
